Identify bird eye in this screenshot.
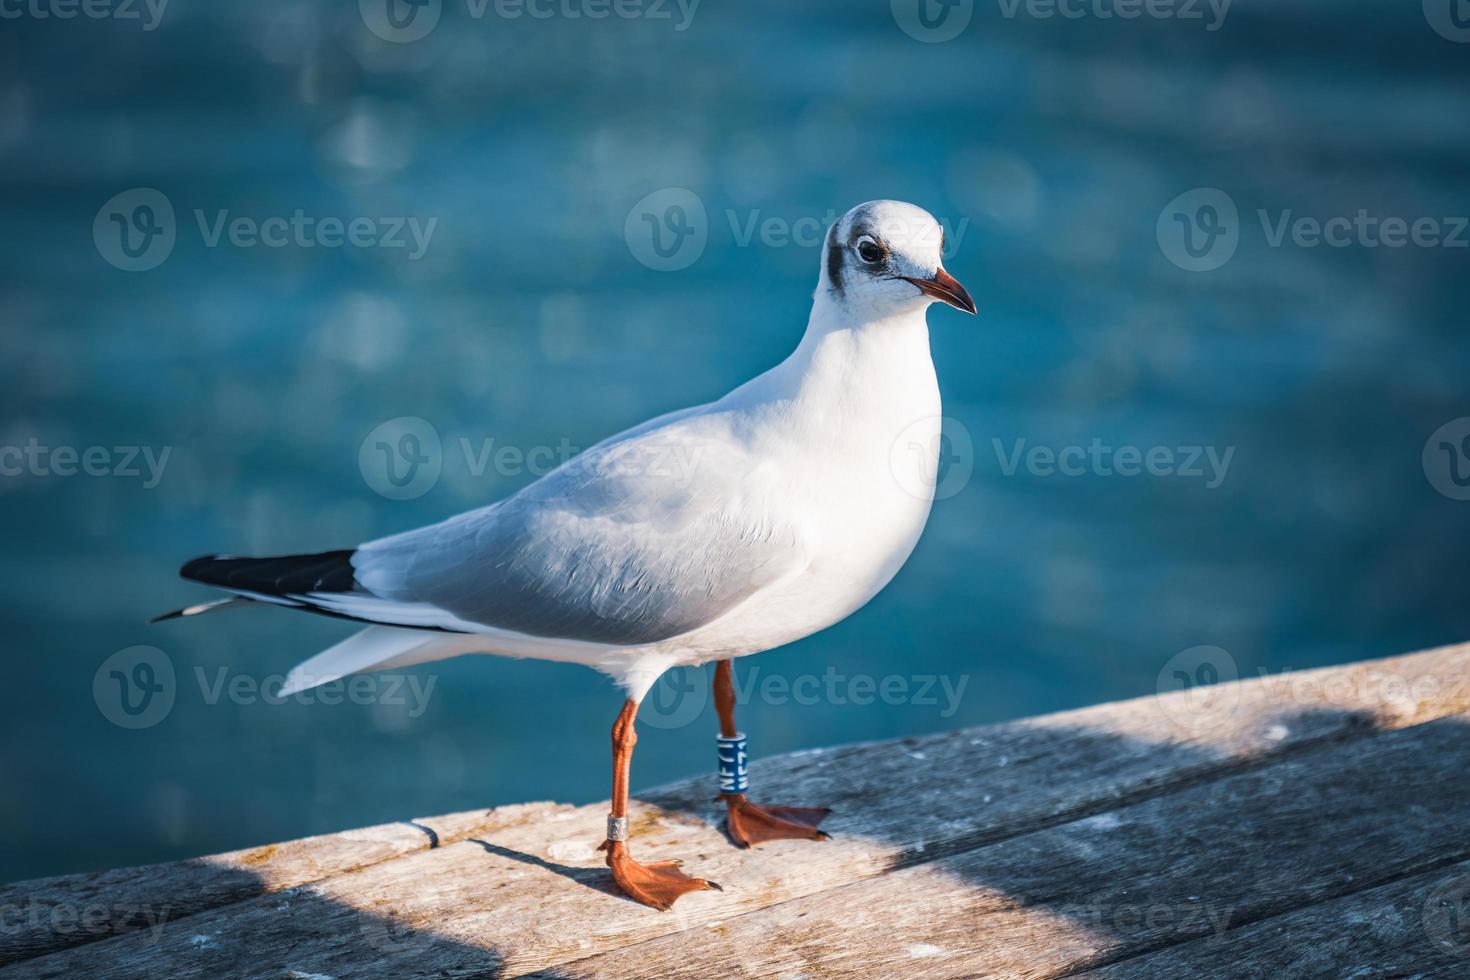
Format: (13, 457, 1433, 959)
(855, 236, 884, 265)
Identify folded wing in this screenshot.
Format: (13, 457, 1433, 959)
(183, 411, 807, 648)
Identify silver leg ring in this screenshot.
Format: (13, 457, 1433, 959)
(607, 815, 629, 842)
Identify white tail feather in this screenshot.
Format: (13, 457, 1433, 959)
(279, 626, 460, 696)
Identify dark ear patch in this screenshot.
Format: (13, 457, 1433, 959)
(825, 222, 844, 296)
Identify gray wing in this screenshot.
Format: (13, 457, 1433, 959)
(346, 412, 807, 645)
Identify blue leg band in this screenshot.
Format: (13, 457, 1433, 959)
(717, 732, 748, 794)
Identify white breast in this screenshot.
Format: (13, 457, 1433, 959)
(670, 310, 942, 662)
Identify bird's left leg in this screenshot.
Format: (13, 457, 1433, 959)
(713, 659, 831, 847)
(598, 697, 721, 910)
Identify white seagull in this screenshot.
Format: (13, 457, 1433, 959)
(158, 200, 975, 910)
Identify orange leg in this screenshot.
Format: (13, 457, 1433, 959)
(598, 697, 720, 910)
(713, 660, 831, 847)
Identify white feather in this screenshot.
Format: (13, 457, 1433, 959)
(279, 626, 448, 696)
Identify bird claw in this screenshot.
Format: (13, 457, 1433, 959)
(602, 840, 720, 911)
(721, 794, 832, 847)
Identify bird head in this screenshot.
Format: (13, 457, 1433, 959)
(818, 200, 976, 319)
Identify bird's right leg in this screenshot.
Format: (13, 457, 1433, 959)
(598, 697, 720, 910)
(713, 659, 831, 847)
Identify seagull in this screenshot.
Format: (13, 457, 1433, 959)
(157, 200, 975, 910)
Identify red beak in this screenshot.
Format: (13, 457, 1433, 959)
(902, 267, 976, 315)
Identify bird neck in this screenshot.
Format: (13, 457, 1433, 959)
(793, 289, 932, 373)
(747, 292, 938, 431)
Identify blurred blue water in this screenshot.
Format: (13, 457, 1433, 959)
(2, 1, 1468, 882)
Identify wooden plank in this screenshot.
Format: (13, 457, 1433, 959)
(0, 804, 564, 966)
(1076, 860, 1470, 979)
(536, 709, 1470, 979)
(4, 643, 1468, 978)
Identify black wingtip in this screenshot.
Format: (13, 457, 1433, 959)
(179, 554, 224, 582)
(149, 608, 186, 624)
(178, 550, 356, 594)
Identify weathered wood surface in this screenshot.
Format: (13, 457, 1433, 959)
(0, 806, 531, 966)
(1077, 859, 1470, 979)
(543, 708, 1470, 978)
(3, 642, 1468, 979)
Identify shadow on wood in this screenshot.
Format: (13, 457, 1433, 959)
(3, 643, 1469, 978)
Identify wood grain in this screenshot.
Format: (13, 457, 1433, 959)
(1075, 860, 1470, 979)
(0, 805, 545, 966)
(541, 710, 1470, 978)
(3, 643, 1467, 978)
